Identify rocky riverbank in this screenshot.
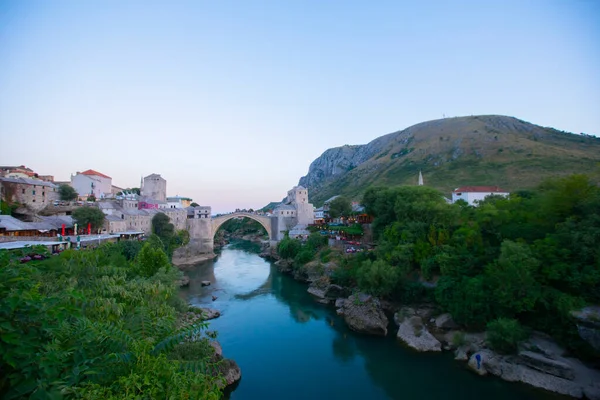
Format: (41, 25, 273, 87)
(268, 252, 600, 399)
(178, 306, 242, 389)
(172, 240, 216, 267)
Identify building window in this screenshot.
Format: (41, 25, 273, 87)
(32, 190, 36, 195)
(22, 189, 25, 194)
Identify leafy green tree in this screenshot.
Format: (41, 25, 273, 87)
(328, 196, 352, 219)
(152, 213, 175, 244)
(356, 259, 399, 297)
(306, 232, 328, 251)
(72, 206, 105, 231)
(136, 242, 171, 277)
(485, 240, 541, 317)
(486, 318, 528, 354)
(58, 184, 78, 201)
(277, 236, 301, 259)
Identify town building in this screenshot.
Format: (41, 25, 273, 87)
(285, 185, 314, 225)
(451, 186, 509, 206)
(0, 165, 36, 179)
(141, 174, 167, 202)
(71, 169, 112, 199)
(187, 206, 211, 219)
(0, 214, 73, 237)
(314, 207, 325, 225)
(139, 198, 168, 210)
(167, 196, 193, 209)
(0, 177, 60, 211)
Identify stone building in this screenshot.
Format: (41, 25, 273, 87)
(71, 169, 112, 199)
(0, 177, 60, 211)
(104, 214, 127, 233)
(141, 174, 167, 202)
(187, 206, 211, 219)
(285, 185, 315, 225)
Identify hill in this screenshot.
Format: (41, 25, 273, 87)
(298, 115, 600, 205)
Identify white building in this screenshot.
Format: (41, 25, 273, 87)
(167, 196, 193, 209)
(71, 169, 112, 199)
(452, 186, 509, 206)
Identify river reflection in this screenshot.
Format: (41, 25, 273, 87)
(179, 246, 558, 400)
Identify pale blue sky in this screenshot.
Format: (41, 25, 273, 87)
(1, 0, 599, 213)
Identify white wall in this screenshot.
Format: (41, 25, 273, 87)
(452, 192, 509, 206)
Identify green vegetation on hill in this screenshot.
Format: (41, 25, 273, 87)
(330, 175, 599, 357)
(302, 115, 600, 205)
(0, 240, 223, 398)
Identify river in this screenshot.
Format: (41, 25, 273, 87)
(179, 246, 560, 400)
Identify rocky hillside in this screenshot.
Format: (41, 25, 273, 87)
(298, 115, 600, 205)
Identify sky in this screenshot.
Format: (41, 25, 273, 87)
(1, 0, 599, 213)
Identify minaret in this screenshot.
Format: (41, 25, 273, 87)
(418, 170, 424, 186)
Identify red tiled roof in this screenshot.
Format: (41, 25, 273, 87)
(80, 169, 111, 179)
(453, 186, 508, 193)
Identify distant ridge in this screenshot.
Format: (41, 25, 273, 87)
(297, 115, 600, 205)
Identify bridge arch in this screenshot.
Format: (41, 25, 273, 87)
(211, 212, 274, 241)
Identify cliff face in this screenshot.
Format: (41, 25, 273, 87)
(297, 115, 600, 205)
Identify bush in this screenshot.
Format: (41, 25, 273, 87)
(294, 249, 314, 268)
(277, 237, 301, 260)
(486, 318, 528, 354)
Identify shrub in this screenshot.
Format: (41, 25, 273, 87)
(294, 249, 314, 268)
(451, 331, 466, 348)
(277, 237, 301, 260)
(486, 318, 528, 354)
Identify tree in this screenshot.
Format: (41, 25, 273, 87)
(136, 242, 171, 277)
(72, 207, 105, 231)
(190, 202, 199, 207)
(58, 184, 78, 201)
(328, 196, 352, 219)
(152, 213, 175, 244)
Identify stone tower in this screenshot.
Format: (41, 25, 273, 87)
(141, 173, 167, 202)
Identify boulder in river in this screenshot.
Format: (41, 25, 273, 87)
(396, 315, 442, 352)
(339, 293, 388, 336)
(201, 280, 211, 286)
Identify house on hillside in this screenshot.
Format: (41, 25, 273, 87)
(71, 170, 112, 199)
(452, 186, 509, 206)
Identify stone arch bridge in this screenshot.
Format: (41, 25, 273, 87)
(211, 212, 276, 241)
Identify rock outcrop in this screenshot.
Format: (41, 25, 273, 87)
(177, 275, 190, 287)
(571, 306, 600, 351)
(336, 293, 388, 336)
(172, 240, 216, 267)
(435, 313, 459, 330)
(465, 338, 600, 398)
(396, 315, 442, 352)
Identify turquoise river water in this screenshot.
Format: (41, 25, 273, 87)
(179, 246, 560, 400)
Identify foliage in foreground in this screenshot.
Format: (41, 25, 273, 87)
(0, 241, 222, 399)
